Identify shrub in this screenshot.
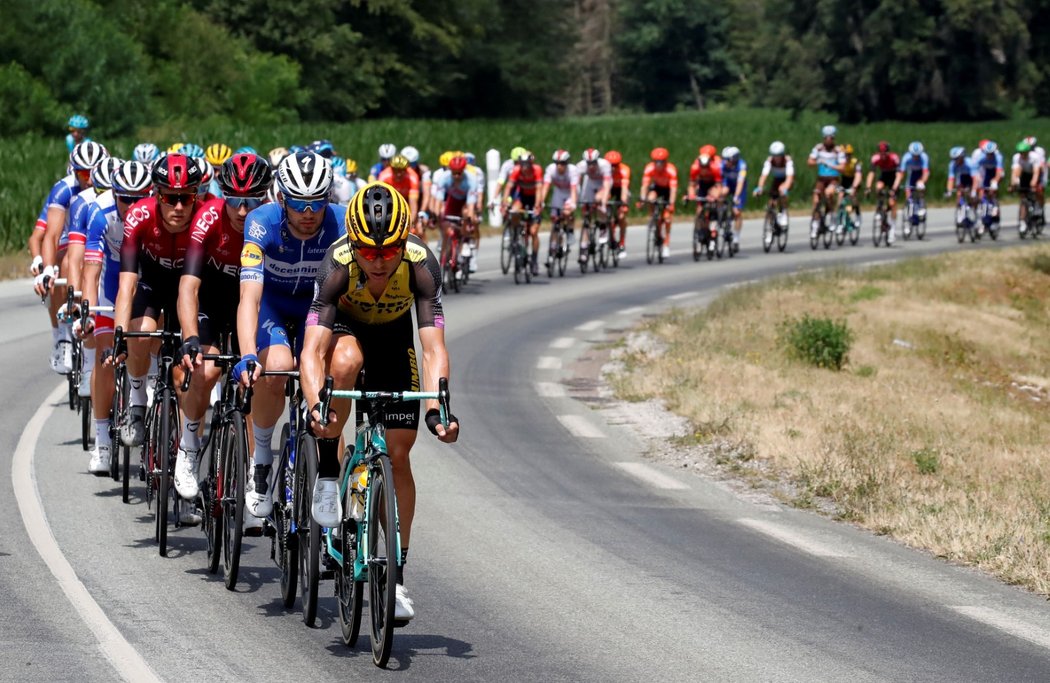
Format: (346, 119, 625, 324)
(779, 315, 853, 370)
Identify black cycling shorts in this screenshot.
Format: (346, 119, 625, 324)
(131, 277, 179, 332)
(332, 312, 420, 431)
(648, 185, 671, 202)
(197, 276, 239, 349)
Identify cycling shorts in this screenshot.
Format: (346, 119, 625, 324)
(131, 276, 179, 330)
(256, 295, 308, 354)
(648, 185, 671, 202)
(517, 194, 537, 211)
(956, 174, 973, 190)
(331, 313, 420, 431)
(905, 170, 924, 189)
(981, 173, 998, 189)
(93, 260, 120, 337)
(444, 196, 467, 217)
(697, 180, 719, 198)
(814, 177, 838, 194)
(548, 189, 573, 211)
(1019, 172, 1034, 190)
(609, 187, 628, 203)
(728, 182, 748, 210)
(877, 171, 895, 186)
(197, 277, 239, 349)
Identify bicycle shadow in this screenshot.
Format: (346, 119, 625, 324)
(325, 632, 476, 669)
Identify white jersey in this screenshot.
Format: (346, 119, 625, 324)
(576, 158, 612, 201)
(761, 156, 795, 179)
(544, 163, 578, 210)
(469, 165, 485, 203)
(497, 159, 516, 184)
(432, 167, 449, 190)
(330, 174, 353, 204)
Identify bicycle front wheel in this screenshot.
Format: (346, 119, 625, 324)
(81, 396, 91, 450)
(277, 428, 298, 608)
(157, 387, 173, 557)
(204, 416, 223, 575)
(500, 225, 512, 274)
(297, 435, 320, 627)
(223, 415, 248, 590)
(368, 454, 399, 668)
(646, 218, 658, 264)
(338, 476, 364, 648)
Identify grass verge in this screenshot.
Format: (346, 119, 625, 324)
(610, 244, 1050, 593)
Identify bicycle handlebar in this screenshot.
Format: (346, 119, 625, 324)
(318, 376, 451, 428)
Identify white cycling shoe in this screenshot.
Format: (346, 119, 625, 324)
(246, 464, 273, 518)
(395, 584, 415, 621)
(88, 444, 111, 476)
(78, 368, 93, 398)
(311, 477, 341, 528)
(660, 245, 670, 259)
(173, 447, 200, 500)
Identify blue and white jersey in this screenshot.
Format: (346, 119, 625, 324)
(66, 190, 100, 248)
(44, 174, 86, 248)
(239, 202, 346, 311)
(809, 144, 844, 178)
(65, 134, 92, 153)
(948, 159, 978, 184)
(369, 161, 385, 181)
(899, 151, 929, 173)
(971, 149, 1004, 176)
(722, 158, 748, 188)
(83, 190, 122, 303)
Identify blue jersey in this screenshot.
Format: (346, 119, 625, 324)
(899, 151, 929, 173)
(239, 202, 346, 308)
(369, 161, 385, 180)
(65, 134, 92, 153)
(431, 168, 479, 203)
(44, 174, 85, 248)
(84, 190, 122, 306)
(948, 159, 977, 184)
(66, 191, 99, 248)
(974, 151, 1003, 177)
(205, 177, 224, 199)
(722, 159, 747, 188)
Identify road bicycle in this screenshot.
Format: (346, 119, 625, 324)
(114, 324, 191, 557)
(322, 376, 451, 668)
(439, 215, 470, 293)
(809, 192, 835, 250)
(498, 209, 513, 275)
(978, 191, 1001, 240)
(578, 204, 608, 273)
(902, 187, 927, 240)
(606, 198, 625, 268)
(688, 196, 722, 261)
(835, 189, 862, 246)
(505, 209, 536, 284)
(952, 189, 978, 243)
(1016, 187, 1044, 239)
(642, 198, 669, 264)
(871, 188, 893, 247)
(759, 193, 789, 253)
(546, 208, 572, 278)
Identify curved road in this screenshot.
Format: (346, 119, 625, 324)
(4, 209, 1050, 681)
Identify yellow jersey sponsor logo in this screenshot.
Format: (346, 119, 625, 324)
(240, 242, 264, 267)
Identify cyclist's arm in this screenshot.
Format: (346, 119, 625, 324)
(237, 280, 262, 361)
(66, 242, 84, 293)
(302, 244, 351, 413)
(113, 271, 138, 334)
(41, 206, 66, 273)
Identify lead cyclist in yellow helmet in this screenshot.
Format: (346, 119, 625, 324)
(301, 181, 459, 622)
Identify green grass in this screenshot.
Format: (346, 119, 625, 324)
(3, 108, 1046, 254)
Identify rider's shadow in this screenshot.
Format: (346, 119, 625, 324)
(325, 633, 476, 668)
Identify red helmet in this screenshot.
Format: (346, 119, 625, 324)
(651, 147, 669, 161)
(219, 153, 273, 197)
(877, 141, 890, 154)
(604, 150, 622, 165)
(152, 153, 202, 191)
(448, 155, 468, 172)
(698, 144, 717, 158)
(583, 148, 601, 163)
(552, 149, 571, 163)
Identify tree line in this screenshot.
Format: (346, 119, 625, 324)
(1, 0, 1046, 137)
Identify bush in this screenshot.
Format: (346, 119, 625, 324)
(0, 63, 61, 136)
(779, 315, 853, 370)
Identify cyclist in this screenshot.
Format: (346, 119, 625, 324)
(134, 143, 160, 166)
(837, 144, 862, 230)
(235, 152, 346, 520)
(378, 154, 421, 221)
(1024, 136, 1047, 222)
(345, 158, 368, 197)
(432, 155, 480, 273)
(542, 149, 579, 256)
(401, 146, 431, 228)
(808, 125, 845, 237)
(688, 144, 725, 241)
(865, 141, 901, 241)
(330, 156, 352, 205)
(575, 148, 612, 264)
(974, 140, 1004, 232)
(492, 146, 527, 210)
(66, 114, 91, 153)
(82, 160, 152, 474)
(753, 141, 795, 240)
(720, 147, 747, 247)
(205, 143, 234, 198)
(894, 141, 930, 236)
(605, 150, 631, 257)
(303, 182, 458, 620)
(1011, 140, 1044, 234)
(110, 154, 205, 523)
(35, 141, 109, 373)
(175, 153, 272, 506)
(501, 152, 545, 275)
(640, 147, 678, 259)
(268, 147, 290, 168)
(369, 143, 397, 182)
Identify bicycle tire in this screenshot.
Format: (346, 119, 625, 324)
(157, 387, 173, 557)
(823, 223, 833, 249)
(277, 425, 298, 608)
(762, 213, 774, 253)
(499, 225, 512, 275)
(513, 242, 523, 285)
(338, 473, 364, 648)
(835, 211, 846, 246)
(692, 217, 703, 262)
(368, 454, 399, 668)
(297, 434, 320, 626)
(850, 209, 861, 246)
(557, 230, 568, 277)
(223, 415, 247, 590)
(777, 222, 789, 252)
(81, 396, 91, 451)
(646, 218, 657, 264)
(204, 415, 223, 575)
(545, 228, 556, 278)
(872, 212, 883, 246)
(916, 215, 927, 240)
(711, 227, 722, 259)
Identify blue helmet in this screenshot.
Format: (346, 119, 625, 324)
(235, 146, 258, 155)
(949, 146, 965, 160)
(464, 152, 476, 165)
(134, 143, 159, 164)
(908, 141, 924, 155)
(179, 143, 205, 159)
(68, 114, 89, 129)
(309, 139, 335, 159)
(331, 155, 347, 177)
(289, 144, 306, 154)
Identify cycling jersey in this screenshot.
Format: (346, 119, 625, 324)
(44, 174, 87, 251)
(33, 201, 48, 233)
(609, 163, 631, 201)
(120, 197, 193, 325)
(185, 199, 243, 345)
(1012, 153, 1037, 175)
(431, 169, 479, 204)
(810, 144, 844, 178)
(66, 189, 100, 248)
(973, 151, 1004, 187)
(468, 164, 485, 194)
(378, 166, 420, 201)
(368, 161, 386, 182)
(840, 157, 860, 180)
(544, 163, 578, 210)
(760, 156, 795, 180)
(642, 162, 679, 190)
(898, 151, 929, 173)
(330, 174, 353, 205)
(84, 191, 122, 335)
(507, 164, 545, 197)
(65, 134, 92, 153)
(497, 159, 516, 184)
(576, 158, 612, 203)
(870, 153, 900, 182)
(948, 159, 978, 186)
(722, 159, 747, 188)
(690, 157, 724, 186)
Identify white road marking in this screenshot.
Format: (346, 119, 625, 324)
(617, 306, 645, 316)
(535, 381, 567, 398)
(13, 383, 161, 683)
(550, 337, 575, 349)
(614, 462, 689, 490)
(536, 356, 562, 370)
(951, 606, 1050, 651)
(575, 319, 604, 331)
(737, 518, 852, 558)
(558, 415, 606, 438)
(666, 290, 699, 301)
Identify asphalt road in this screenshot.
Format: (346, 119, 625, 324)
(4, 206, 1050, 682)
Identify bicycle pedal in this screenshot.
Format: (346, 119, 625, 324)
(264, 522, 277, 538)
(393, 618, 411, 629)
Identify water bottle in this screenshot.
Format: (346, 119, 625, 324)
(349, 463, 367, 521)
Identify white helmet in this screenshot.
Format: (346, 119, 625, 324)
(908, 141, 924, 155)
(133, 143, 159, 164)
(821, 125, 837, 138)
(112, 160, 152, 195)
(722, 146, 740, 160)
(194, 157, 212, 185)
(378, 143, 397, 160)
(400, 146, 420, 164)
(92, 157, 122, 191)
(277, 151, 333, 199)
(582, 148, 601, 163)
(769, 141, 786, 156)
(552, 149, 571, 163)
(70, 141, 108, 170)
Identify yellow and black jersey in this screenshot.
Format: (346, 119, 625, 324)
(308, 233, 444, 329)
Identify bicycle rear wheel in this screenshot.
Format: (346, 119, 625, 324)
(499, 225, 512, 274)
(692, 217, 703, 261)
(872, 212, 883, 246)
(646, 218, 658, 264)
(338, 476, 364, 648)
(157, 387, 173, 557)
(297, 434, 320, 626)
(204, 416, 223, 575)
(557, 230, 568, 276)
(835, 211, 846, 246)
(762, 213, 775, 253)
(277, 426, 298, 608)
(368, 454, 399, 668)
(223, 415, 247, 590)
(850, 209, 861, 245)
(81, 396, 91, 450)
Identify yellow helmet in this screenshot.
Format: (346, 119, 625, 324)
(843, 143, 854, 156)
(390, 154, 409, 171)
(268, 147, 289, 167)
(167, 142, 185, 153)
(345, 182, 411, 248)
(345, 158, 359, 175)
(206, 143, 233, 166)
(438, 151, 454, 168)
(510, 146, 526, 161)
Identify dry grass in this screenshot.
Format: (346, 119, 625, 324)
(612, 246, 1050, 593)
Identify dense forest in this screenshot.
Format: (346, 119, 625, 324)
(2, 0, 1047, 136)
